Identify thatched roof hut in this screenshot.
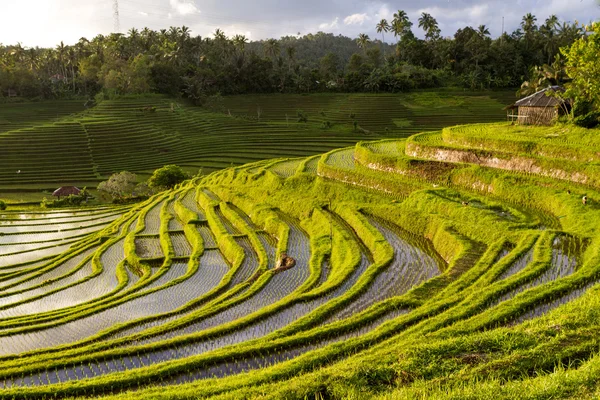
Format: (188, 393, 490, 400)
(52, 186, 81, 198)
(506, 86, 570, 126)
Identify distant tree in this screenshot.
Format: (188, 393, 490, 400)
(376, 19, 390, 56)
(98, 171, 138, 199)
(419, 13, 441, 41)
(356, 34, 370, 55)
(392, 10, 413, 42)
(264, 38, 281, 59)
(319, 52, 340, 81)
(148, 165, 187, 189)
(521, 13, 538, 50)
(477, 25, 491, 38)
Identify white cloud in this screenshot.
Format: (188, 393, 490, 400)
(319, 17, 339, 30)
(344, 13, 370, 25)
(169, 0, 200, 16)
(375, 4, 392, 21)
(138, 11, 148, 17)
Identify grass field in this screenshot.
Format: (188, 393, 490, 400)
(0, 108, 600, 399)
(0, 91, 513, 203)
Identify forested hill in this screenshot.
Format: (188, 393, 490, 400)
(0, 12, 589, 101)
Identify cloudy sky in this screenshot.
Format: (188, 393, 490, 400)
(1, 0, 599, 47)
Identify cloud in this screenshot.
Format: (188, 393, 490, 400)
(319, 17, 339, 30)
(169, 0, 200, 16)
(344, 13, 370, 25)
(0, 0, 598, 48)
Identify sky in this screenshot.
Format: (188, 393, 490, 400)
(1, 0, 599, 47)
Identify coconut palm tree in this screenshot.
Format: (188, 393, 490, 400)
(521, 13, 537, 50)
(391, 10, 412, 42)
(232, 34, 248, 52)
(376, 19, 390, 45)
(26, 48, 38, 71)
(56, 41, 68, 79)
(541, 15, 560, 63)
(418, 13, 440, 41)
(477, 25, 491, 38)
(264, 38, 280, 59)
(521, 13, 537, 34)
(286, 46, 296, 73)
(213, 28, 227, 41)
(356, 33, 370, 55)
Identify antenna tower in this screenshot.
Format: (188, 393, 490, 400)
(113, 0, 120, 33)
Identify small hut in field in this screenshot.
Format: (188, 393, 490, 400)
(52, 186, 81, 199)
(506, 86, 570, 126)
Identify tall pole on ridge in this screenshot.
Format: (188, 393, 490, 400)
(113, 0, 121, 33)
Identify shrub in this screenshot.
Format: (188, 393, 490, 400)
(573, 111, 600, 129)
(0, 200, 6, 210)
(297, 110, 308, 123)
(98, 171, 139, 199)
(148, 165, 187, 189)
(42, 194, 86, 208)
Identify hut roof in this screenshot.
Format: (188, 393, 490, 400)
(52, 186, 81, 197)
(510, 86, 567, 109)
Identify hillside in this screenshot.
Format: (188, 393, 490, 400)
(0, 91, 512, 199)
(0, 121, 599, 399)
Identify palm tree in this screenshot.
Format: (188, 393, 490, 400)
(545, 15, 559, 33)
(376, 19, 390, 46)
(10, 42, 26, 64)
(180, 26, 191, 39)
(356, 33, 370, 55)
(477, 25, 490, 38)
(26, 48, 38, 71)
(418, 13, 440, 41)
(286, 46, 296, 73)
(67, 47, 77, 91)
(520, 13, 537, 51)
(56, 41, 68, 79)
(541, 15, 560, 63)
(213, 28, 227, 41)
(521, 13, 537, 34)
(232, 34, 248, 52)
(264, 38, 280, 59)
(391, 10, 413, 42)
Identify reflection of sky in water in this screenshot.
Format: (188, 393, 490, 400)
(0, 225, 105, 247)
(0, 214, 119, 234)
(0, 243, 74, 268)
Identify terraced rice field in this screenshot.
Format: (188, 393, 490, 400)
(1, 96, 600, 399)
(0, 92, 511, 198)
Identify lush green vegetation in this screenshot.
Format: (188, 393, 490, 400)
(0, 115, 598, 399)
(0, 90, 512, 203)
(0, 12, 588, 102)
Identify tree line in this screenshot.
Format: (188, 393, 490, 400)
(0, 11, 591, 102)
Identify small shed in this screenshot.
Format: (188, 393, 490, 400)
(506, 86, 570, 126)
(52, 186, 81, 199)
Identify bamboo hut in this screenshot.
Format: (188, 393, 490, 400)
(506, 86, 570, 126)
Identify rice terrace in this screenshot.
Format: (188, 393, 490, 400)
(1, 1, 600, 399)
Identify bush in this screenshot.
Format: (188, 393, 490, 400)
(0, 200, 6, 211)
(42, 194, 85, 208)
(297, 110, 308, 123)
(98, 171, 139, 199)
(148, 165, 187, 189)
(573, 111, 600, 129)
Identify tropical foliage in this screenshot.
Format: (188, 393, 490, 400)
(0, 12, 587, 100)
